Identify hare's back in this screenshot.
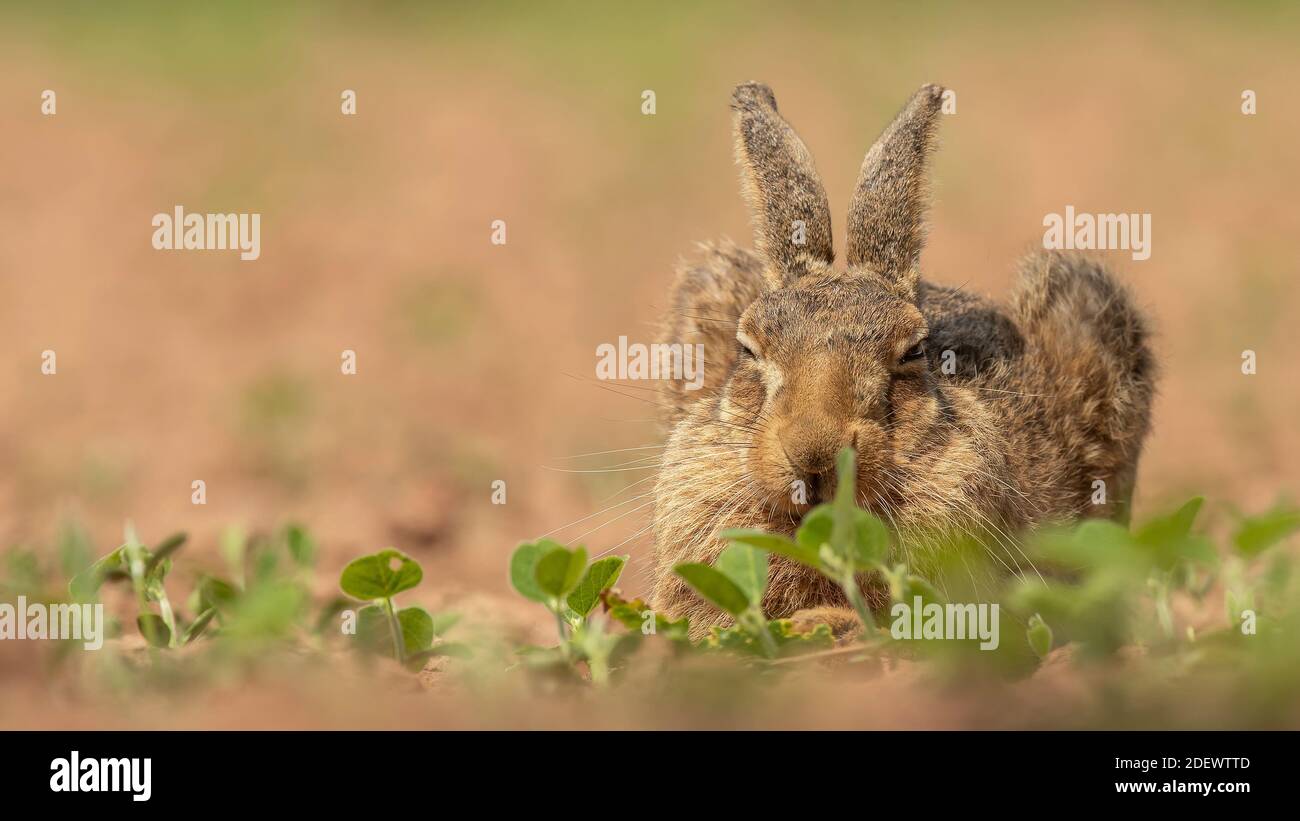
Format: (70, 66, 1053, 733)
(915, 280, 1024, 380)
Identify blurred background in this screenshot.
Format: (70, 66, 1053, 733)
(2, 1, 1298, 630)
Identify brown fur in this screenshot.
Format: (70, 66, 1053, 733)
(652, 83, 1156, 635)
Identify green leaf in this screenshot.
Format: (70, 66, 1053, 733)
(1134, 497, 1215, 570)
(339, 548, 423, 600)
(355, 604, 389, 652)
(1026, 613, 1053, 659)
(429, 642, 473, 659)
(285, 524, 316, 567)
(803, 504, 890, 572)
(1035, 519, 1138, 570)
(725, 528, 821, 569)
(674, 563, 750, 616)
(199, 576, 240, 611)
(220, 525, 247, 579)
(222, 581, 307, 641)
(56, 519, 94, 585)
(429, 611, 461, 637)
(893, 571, 944, 606)
(830, 447, 859, 554)
(397, 606, 435, 653)
(1136, 497, 1203, 544)
(715, 543, 768, 605)
(604, 593, 690, 641)
(68, 547, 126, 601)
(355, 604, 434, 660)
(566, 556, 626, 617)
(182, 608, 217, 644)
(800, 448, 892, 572)
(145, 532, 187, 577)
(1234, 507, 1300, 558)
(137, 613, 171, 648)
(509, 540, 559, 603)
(708, 618, 834, 658)
(313, 596, 350, 634)
(144, 562, 171, 602)
(251, 541, 280, 583)
(846, 509, 891, 569)
(534, 545, 587, 600)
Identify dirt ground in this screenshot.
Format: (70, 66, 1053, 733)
(1, 3, 1298, 727)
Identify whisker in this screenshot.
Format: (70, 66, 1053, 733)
(536, 491, 656, 539)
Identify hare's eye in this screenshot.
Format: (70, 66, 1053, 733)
(899, 341, 926, 365)
(737, 333, 761, 362)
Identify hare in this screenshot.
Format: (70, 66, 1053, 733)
(652, 83, 1155, 634)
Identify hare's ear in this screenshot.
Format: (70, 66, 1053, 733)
(845, 84, 945, 285)
(731, 82, 834, 289)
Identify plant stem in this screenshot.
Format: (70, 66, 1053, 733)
(382, 597, 405, 664)
(157, 594, 178, 648)
(123, 534, 162, 647)
(1152, 576, 1173, 639)
(551, 604, 571, 660)
(843, 572, 878, 635)
(745, 609, 779, 658)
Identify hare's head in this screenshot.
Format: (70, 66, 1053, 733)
(723, 82, 950, 512)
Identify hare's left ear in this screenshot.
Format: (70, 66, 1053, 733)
(846, 84, 946, 287)
(731, 82, 834, 289)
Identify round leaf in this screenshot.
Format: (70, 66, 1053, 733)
(339, 548, 423, 600)
(397, 606, 435, 654)
(847, 509, 891, 570)
(534, 546, 587, 600)
(509, 540, 555, 603)
(795, 507, 834, 555)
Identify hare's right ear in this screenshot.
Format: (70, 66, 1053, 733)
(731, 82, 834, 289)
(846, 84, 945, 286)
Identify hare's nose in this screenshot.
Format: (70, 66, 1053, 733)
(780, 426, 853, 502)
(781, 433, 836, 476)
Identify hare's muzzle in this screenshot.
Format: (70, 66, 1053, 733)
(780, 428, 856, 504)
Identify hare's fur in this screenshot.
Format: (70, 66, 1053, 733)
(652, 83, 1155, 632)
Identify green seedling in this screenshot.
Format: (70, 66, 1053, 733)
(1011, 496, 1224, 657)
(17, 478, 1296, 729)
(675, 542, 782, 658)
(509, 538, 627, 676)
(721, 447, 912, 636)
(69, 524, 189, 648)
(338, 547, 463, 670)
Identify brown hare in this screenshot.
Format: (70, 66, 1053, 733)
(652, 82, 1155, 634)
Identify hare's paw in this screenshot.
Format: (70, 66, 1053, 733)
(788, 606, 862, 644)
